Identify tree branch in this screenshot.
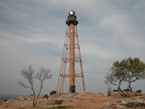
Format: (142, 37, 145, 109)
(36, 68, 53, 97)
(17, 80, 32, 89)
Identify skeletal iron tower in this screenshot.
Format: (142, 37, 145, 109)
(57, 10, 85, 93)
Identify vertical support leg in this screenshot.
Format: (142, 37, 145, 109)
(57, 26, 70, 94)
(75, 26, 86, 92)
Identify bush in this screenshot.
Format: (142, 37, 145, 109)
(43, 94, 49, 98)
(50, 90, 56, 95)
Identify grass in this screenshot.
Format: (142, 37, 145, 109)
(17, 106, 72, 109)
(134, 94, 143, 96)
(46, 106, 71, 109)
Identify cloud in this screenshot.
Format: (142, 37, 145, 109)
(81, 42, 124, 59)
(0, 0, 145, 95)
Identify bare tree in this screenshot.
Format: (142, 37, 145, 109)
(17, 66, 53, 107)
(107, 86, 112, 96)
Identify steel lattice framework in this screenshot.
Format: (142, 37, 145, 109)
(57, 25, 86, 93)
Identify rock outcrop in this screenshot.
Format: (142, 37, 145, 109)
(94, 96, 145, 109)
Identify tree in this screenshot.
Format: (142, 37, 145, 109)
(105, 57, 145, 96)
(17, 66, 53, 107)
(122, 57, 145, 91)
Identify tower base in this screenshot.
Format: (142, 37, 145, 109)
(69, 85, 76, 93)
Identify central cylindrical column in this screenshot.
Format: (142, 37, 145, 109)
(69, 24, 75, 93)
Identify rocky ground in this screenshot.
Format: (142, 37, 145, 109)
(0, 92, 145, 109)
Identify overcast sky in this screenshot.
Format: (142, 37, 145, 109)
(0, 0, 145, 95)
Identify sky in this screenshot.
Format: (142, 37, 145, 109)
(0, 0, 145, 95)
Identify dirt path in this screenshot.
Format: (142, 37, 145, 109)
(61, 96, 131, 108)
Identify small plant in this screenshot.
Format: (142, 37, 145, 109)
(50, 90, 56, 95)
(107, 86, 112, 96)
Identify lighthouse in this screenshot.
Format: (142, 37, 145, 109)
(57, 10, 85, 93)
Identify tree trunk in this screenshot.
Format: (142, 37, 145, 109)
(33, 103, 36, 107)
(118, 81, 126, 97)
(128, 82, 132, 92)
(118, 87, 126, 96)
(33, 96, 37, 107)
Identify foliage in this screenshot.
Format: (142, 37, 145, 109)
(50, 90, 56, 95)
(17, 66, 53, 107)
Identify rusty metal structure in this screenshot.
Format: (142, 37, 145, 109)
(57, 10, 85, 93)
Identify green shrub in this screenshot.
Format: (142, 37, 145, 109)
(50, 90, 56, 95)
